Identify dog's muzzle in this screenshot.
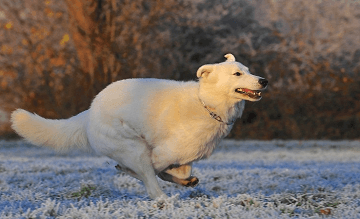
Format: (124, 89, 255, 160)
(235, 78, 268, 100)
(235, 88, 262, 99)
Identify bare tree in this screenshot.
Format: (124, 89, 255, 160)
(64, 0, 188, 96)
(1, 0, 359, 139)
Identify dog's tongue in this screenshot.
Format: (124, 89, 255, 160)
(243, 88, 253, 93)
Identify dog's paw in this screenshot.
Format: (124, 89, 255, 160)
(184, 176, 199, 187)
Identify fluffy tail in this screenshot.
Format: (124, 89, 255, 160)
(11, 109, 89, 152)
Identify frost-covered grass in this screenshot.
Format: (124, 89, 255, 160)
(1, 140, 360, 218)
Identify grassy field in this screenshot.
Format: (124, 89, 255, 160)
(1, 140, 360, 218)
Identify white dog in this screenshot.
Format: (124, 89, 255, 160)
(11, 54, 268, 199)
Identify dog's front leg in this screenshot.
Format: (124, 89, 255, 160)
(158, 164, 199, 187)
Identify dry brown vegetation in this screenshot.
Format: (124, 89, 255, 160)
(0, 0, 359, 139)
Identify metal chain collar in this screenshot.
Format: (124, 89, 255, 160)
(199, 98, 235, 125)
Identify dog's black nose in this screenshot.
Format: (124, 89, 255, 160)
(259, 78, 268, 87)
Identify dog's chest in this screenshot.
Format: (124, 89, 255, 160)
(175, 123, 233, 164)
(192, 103, 244, 160)
(199, 123, 232, 156)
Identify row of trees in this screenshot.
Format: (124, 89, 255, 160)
(0, 0, 359, 139)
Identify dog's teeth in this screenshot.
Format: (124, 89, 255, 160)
(237, 88, 244, 93)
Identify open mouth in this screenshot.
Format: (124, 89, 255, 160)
(235, 88, 262, 99)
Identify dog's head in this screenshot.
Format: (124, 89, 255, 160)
(197, 54, 268, 102)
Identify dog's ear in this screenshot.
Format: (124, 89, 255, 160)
(196, 64, 214, 78)
(224, 53, 235, 62)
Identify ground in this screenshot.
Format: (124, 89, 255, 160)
(1, 140, 360, 218)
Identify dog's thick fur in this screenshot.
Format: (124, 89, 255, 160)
(11, 54, 268, 199)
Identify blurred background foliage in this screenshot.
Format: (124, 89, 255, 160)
(0, 0, 359, 139)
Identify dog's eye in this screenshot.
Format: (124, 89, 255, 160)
(234, 72, 242, 76)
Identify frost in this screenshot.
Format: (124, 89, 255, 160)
(0, 139, 360, 218)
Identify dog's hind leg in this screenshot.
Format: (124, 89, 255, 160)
(108, 139, 166, 199)
(115, 164, 141, 181)
(158, 164, 199, 187)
